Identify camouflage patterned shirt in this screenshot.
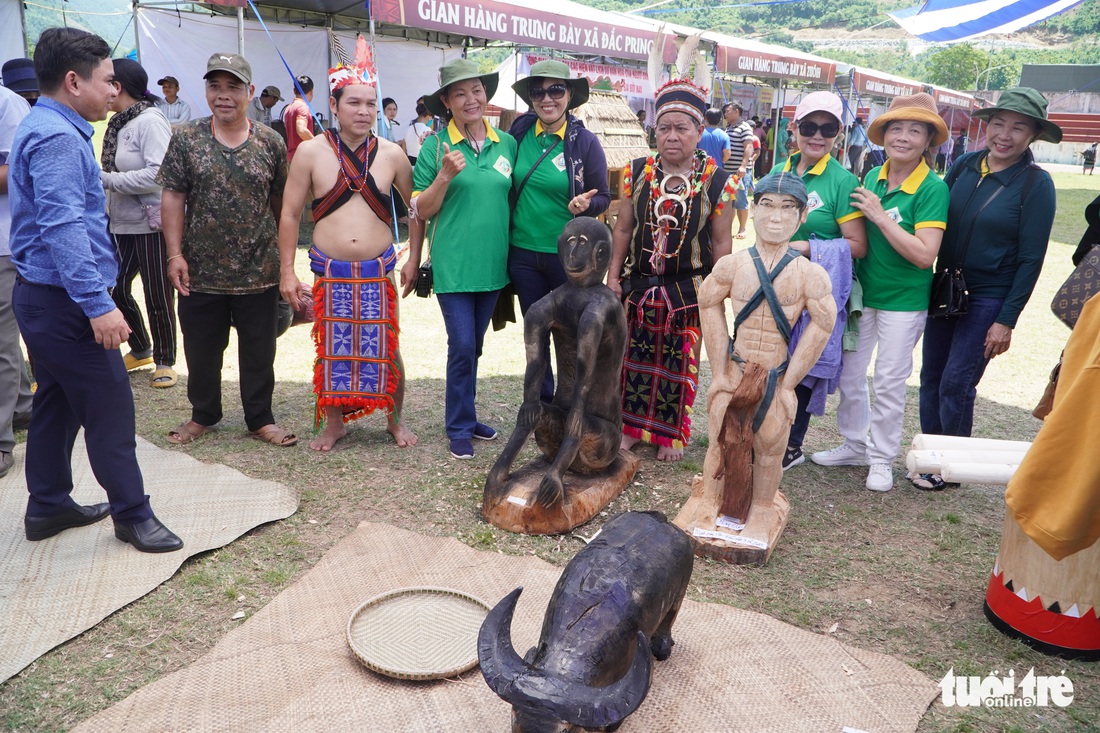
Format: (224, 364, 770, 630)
(157, 117, 287, 294)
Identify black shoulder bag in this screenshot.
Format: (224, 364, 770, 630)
(929, 164, 1027, 319)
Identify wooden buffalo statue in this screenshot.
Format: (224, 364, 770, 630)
(478, 511, 694, 732)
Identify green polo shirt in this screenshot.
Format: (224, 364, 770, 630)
(511, 120, 568, 253)
(413, 119, 517, 293)
(855, 159, 949, 312)
(773, 152, 863, 241)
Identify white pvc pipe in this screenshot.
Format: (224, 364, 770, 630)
(940, 462, 1019, 486)
(906, 448, 1029, 474)
(911, 433, 1032, 453)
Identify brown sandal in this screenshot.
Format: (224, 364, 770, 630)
(167, 420, 207, 445)
(249, 424, 299, 447)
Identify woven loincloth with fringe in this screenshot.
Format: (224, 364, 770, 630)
(620, 290, 700, 449)
(309, 245, 399, 428)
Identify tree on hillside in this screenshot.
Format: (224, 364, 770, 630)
(925, 44, 988, 90)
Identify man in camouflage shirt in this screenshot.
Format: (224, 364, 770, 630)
(160, 52, 296, 447)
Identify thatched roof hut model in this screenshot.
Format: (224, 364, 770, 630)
(572, 89, 652, 199)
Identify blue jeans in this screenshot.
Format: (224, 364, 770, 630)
(508, 246, 567, 402)
(919, 297, 1003, 437)
(437, 290, 500, 439)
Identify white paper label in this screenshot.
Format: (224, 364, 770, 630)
(494, 155, 513, 178)
(553, 152, 566, 171)
(692, 528, 768, 550)
(716, 515, 745, 531)
(506, 495, 528, 506)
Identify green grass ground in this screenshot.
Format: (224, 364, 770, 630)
(2, 171, 1099, 733)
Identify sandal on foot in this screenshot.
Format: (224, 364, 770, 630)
(167, 420, 207, 445)
(123, 352, 154, 371)
(249, 424, 299, 447)
(910, 472, 947, 491)
(151, 367, 178, 388)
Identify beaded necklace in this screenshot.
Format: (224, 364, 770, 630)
(644, 149, 709, 270)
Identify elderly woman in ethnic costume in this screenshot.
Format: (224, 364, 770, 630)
(769, 91, 867, 471)
(403, 59, 517, 460)
(915, 89, 1060, 490)
(607, 51, 737, 462)
(508, 59, 610, 402)
(811, 93, 950, 492)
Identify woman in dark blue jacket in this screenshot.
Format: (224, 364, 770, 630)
(916, 88, 1061, 489)
(508, 59, 610, 400)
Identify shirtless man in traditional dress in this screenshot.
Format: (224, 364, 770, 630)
(694, 172, 834, 537)
(279, 49, 417, 451)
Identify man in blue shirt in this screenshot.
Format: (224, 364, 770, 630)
(9, 27, 181, 552)
(697, 108, 730, 165)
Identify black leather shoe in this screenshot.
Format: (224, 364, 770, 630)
(114, 517, 183, 553)
(25, 502, 111, 541)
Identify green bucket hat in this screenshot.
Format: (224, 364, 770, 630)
(511, 59, 590, 111)
(972, 87, 1062, 144)
(425, 58, 499, 118)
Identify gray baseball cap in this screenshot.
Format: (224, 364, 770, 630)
(203, 52, 252, 85)
(261, 85, 283, 100)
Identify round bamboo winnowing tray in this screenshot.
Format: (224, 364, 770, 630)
(346, 587, 491, 680)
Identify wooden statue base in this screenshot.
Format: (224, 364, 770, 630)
(483, 450, 640, 535)
(672, 475, 791, 566)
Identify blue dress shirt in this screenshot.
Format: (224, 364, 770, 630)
(9, 97, 117, 318)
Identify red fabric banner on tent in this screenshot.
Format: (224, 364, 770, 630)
(714, 44, 835, 84)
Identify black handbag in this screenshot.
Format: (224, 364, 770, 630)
(929, 267, 968, 319)
(928, 169, 1016, 319)
(414, 261, 433, 298)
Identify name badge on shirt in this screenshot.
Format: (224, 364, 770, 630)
(552, 152, 566, 172)
(885, 207, 903, 225)
(494, 155, 513, 178)
(805, 191, 824, 213)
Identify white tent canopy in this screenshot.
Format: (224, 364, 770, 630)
(0, 0, 25, 67)
(135, 6, 459, 127)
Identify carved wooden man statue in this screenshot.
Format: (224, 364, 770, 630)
(484, 218, 638, 534)
(675, 172, 836, 564)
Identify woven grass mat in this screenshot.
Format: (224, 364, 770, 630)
(0, 436, 298, 683)
(73, 521, 936, 733)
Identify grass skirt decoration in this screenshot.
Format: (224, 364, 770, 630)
(309, 245, 399, 428)
(620, 291, 700, 449)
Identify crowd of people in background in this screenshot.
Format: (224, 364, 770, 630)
(0, 25, 1070, 555)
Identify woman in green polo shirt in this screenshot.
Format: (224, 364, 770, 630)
(771, 91, 867, 471)
(507, 60, 610, 402)
(812, 93, 949, 493)
(407, 59, 518, 460)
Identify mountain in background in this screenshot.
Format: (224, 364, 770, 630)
(23, 0, 135, 56)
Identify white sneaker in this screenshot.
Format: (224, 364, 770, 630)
(866, 463, 894, 492)
(810, 442, 867, 467)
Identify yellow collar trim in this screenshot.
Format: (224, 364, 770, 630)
(784, 152, 831, 176)
(980, 157, 991, 177)
(878, 158, 931, 194)
(446, 118, 500, 145)
(535, 119, 566, 139)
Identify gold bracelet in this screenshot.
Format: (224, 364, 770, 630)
(167, 254, 184, 262)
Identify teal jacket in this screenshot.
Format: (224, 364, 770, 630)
(939, 150, 1056, 328)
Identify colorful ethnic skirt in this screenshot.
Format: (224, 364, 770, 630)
(309, 245, 399, 428)
(620, 289, 700, 449)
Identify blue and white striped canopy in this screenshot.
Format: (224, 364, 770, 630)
(889, 0, 1086, 42)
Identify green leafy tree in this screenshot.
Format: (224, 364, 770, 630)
(924, 44, 989, 90)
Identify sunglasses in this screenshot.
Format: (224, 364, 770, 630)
(529, 83, 568, 101)
(797, 120, 840, 138)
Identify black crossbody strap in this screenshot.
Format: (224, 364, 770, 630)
(514, 136, 562, 203)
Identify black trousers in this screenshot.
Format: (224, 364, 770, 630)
(112, 232, 177, 366)
(176, 286, 279, 432)
(13, 280, 152, 523)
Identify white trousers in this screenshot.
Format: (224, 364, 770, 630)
(836, 308, 926, 464)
